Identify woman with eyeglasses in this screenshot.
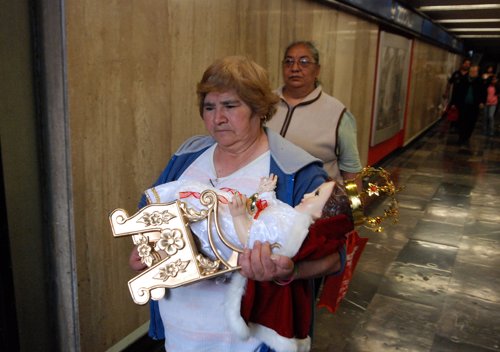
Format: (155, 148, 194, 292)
(267, 41, 362, 185)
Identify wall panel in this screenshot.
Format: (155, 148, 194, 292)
(349, 22, 379, 164)
(405, 40, 459, 144)
(67, 1, 174, 349)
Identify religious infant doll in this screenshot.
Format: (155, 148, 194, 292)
(143, 174, 361, 352)
(143, 174, 347, 260)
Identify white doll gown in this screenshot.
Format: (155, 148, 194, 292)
(144, 179, 313, 260)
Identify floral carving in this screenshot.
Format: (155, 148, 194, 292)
(134, 234, 155, 267)
(138, 210, 176, 227)
(137, 243, 154, 267)
(156, 229, 185, 256)
(154, 259, 190, 281)
(196, 254, 220, 275)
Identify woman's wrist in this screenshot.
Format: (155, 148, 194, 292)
(330, 245, 346, 276)
(273, 262, 299, 286)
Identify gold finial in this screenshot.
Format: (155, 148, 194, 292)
(246, 193, 259, 216)
(345, 166, 401, 233)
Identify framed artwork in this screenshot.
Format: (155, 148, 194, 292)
(371, 31, 412, 146)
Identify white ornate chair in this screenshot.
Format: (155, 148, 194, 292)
(109, 190, 242, 305)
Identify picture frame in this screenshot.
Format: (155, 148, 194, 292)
(371, 31, 412, 146)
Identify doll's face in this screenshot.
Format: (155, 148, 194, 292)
(295, 181, 335, 220)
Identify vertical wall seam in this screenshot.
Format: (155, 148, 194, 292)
(58, 0, 80, 350)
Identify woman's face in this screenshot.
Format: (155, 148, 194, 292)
(282, 44, 320, 92)
(202, 90, 262, 150)
(296, 181, 335, 220)
(469, 66, 479, 78)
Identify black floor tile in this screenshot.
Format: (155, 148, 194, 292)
(435, 295, 500, 351)
(395, 240, 458, 272)
(411, 219, 464, 247)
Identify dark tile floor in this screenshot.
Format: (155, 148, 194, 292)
(313, 117, 500, 352)
(126, 116, 500, 352)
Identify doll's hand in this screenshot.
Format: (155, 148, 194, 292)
(258, 174, 278, 193)
(229, 192, 248, 217)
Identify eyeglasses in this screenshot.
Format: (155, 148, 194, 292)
(282, 57, 316, 68)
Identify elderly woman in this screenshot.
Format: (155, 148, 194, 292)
(130, 56, 344, 352)
(266, 41, 362, 184)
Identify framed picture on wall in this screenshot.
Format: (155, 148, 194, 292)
(371, 31, 412, 146)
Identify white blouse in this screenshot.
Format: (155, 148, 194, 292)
(154, 145, 278, 352)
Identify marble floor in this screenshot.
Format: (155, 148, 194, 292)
(313, 118, 500, 352)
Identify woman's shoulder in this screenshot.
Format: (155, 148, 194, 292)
(266, 128, 323, 174)
(175, 135, 215, 156)
(317, 89, 345, 109)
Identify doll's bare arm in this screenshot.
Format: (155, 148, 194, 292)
(258, 174, 277, 194)
(229, 193, 253, 246)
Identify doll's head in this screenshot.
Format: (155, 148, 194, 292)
(295, 180, 353, 222)
(299, 167, 400, 232)
(320, 181, 353, 222)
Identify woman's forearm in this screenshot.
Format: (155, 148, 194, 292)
(294, 252, 341, 280)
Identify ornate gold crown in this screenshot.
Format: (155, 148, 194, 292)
(344, 166, 401, 233)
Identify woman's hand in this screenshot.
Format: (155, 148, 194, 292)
(238, 241, 294, 281)
(239, 241, 343, 281)
(129, 246, 147, 272)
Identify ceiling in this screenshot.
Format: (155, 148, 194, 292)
(398, 0, 500, 64)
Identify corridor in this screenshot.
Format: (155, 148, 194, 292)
(314, 118, 500, 351)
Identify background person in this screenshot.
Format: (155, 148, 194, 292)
(266, 41, 363, 185)
(129, 56, 346, 352)
(443, 58, 472, 133)
(481, 64, 496, 84)
(484, 75, 498, 137)
(444, 58, 472, 103)
(452, 65, 487, 148)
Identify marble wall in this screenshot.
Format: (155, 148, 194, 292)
(64, 0, 457, 349)
(405, 40, 460, 142)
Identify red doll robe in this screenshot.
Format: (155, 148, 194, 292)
(227, 214, 367, 352)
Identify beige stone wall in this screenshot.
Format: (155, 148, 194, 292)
(405, 40, 460, 143)
(64, 0, 457, 349)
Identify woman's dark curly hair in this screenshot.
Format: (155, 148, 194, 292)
(320, 179, 354, 223)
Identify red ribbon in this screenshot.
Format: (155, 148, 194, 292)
(179, 191, 229, 204)
(253, 199, 268, 219)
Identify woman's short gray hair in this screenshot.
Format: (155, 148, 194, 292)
(284, 41, 320, 65)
